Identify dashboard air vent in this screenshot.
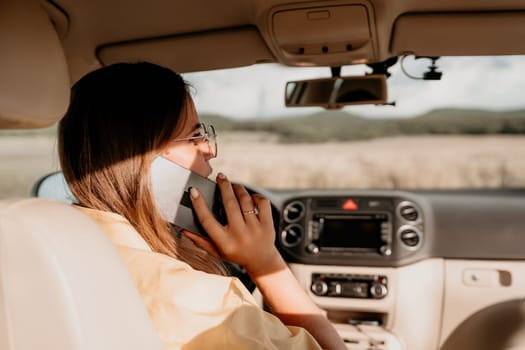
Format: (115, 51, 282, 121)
(281, 224, 304, 247)
(283, 200, 306, 223)
(398, 226, 422, 249)
(398, 202, 420, 221)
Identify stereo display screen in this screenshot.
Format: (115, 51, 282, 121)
(320, 217, 383, 249)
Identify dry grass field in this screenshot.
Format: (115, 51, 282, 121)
(214, 133, 525, 189)
(1, 133, 525, 198)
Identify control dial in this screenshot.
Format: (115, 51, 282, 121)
(311, 280, 328, 296)
(370, 283, 388, 299)
(306, 243, 320, 254)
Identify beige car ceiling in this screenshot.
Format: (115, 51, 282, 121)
(2, 0, 525, 127)
(50, 0, 525, 80)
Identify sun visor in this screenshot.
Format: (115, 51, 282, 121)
(0, 0, 70, 129)
(97, 26, 275, 73)
(391, 12, 525, 56)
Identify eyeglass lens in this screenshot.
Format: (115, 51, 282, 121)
(207, 124, 217, 158)
(199, 123, 217, 158)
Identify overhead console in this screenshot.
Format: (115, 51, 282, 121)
(263, 1, 379, 66)
(277, 194, 427, 266)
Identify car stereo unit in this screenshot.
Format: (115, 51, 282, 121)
(309, 212, 392, 255)
(279, 197, 400, 262)
(279, 195, 425, 265)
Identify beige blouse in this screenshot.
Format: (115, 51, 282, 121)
(77, 206, 322, 350)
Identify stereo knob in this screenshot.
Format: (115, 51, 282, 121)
(311, 281, 328, 296)
(379, 245, 392, 256)
(370, 283, 388, 299)
(306, 243, 320, 254)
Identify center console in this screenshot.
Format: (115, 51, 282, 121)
(277, 193, 428, 349)
(278, 195, 425, 266)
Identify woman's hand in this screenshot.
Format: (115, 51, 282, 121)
(190, 173, 347, 349)
(189, 173, 285, 278)
(181, 229, 221, 259)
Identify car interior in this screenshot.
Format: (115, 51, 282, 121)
(1, 0, 525, 349)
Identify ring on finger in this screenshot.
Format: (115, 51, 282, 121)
(242, 207, 259, 216)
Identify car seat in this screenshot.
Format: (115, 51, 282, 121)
(0, 1, 163, 349)
(0, 199, 163, 350)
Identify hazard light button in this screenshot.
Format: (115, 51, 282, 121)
(342, 199, 358, 210)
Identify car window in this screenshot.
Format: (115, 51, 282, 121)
(0, 126, 59, 198)
(1, 56, 524, 198)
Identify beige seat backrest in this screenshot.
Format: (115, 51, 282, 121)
(0, 1, 162, 348)
(0, 199, 164, 350)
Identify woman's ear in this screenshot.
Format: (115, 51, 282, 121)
(162, 147, 171, 156)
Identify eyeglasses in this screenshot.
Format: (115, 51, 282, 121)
(171, 123, 217, 158)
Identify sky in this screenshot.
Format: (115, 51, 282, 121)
(183, 56, 525, 120)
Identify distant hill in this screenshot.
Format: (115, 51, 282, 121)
(2, 109, 525, 142)
(203, 108, 525, 142)
(397, 109, 525, 136)
(199, 113, 235, 130)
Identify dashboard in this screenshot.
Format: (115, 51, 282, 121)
(265, 189, 525, 264)
(32, 172, 525, 349)
(278, 194, 425, 266)
(252, 188, 525, 349)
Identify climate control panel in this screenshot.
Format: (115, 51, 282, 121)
(311, 273, 388, 299)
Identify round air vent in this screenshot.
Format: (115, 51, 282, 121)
(397, 201, 420, 222)
(398, 226, 422, 249)
(281, 224, 304, 247)
(283, 200, 306, 223)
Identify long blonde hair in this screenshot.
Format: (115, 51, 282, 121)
(58, 62, 227, 275)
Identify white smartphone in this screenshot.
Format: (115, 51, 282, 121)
(150, 156, 226, 238)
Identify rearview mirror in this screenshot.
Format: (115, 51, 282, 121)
(285, 74, 387, 109)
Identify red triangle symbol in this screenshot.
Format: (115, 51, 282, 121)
(342, 199, 358, 210)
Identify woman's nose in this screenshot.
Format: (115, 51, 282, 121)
(200, 141, 214, 160)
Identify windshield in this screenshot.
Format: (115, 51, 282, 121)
(183, 56, 525, 190)
(1, 56, 524, 198)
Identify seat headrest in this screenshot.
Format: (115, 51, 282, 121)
(0, 0, 70, 128)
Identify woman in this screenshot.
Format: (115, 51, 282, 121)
(58, 62, 345, 350)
